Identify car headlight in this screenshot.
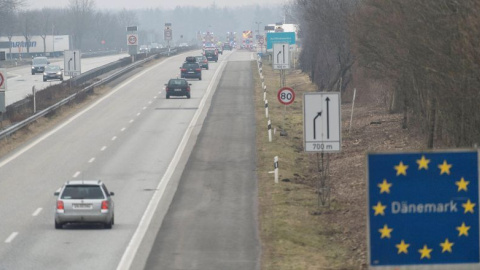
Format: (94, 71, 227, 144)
(32, 67, 35, 69)
(43, 72, 47, 75)
(57, 72, 62, 75)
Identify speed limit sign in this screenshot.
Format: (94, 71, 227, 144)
(127, 34, 138, 46)
(277, 87, 295, 105)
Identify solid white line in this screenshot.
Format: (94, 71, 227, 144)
(32, 208, 43, 216)
(121, 127, 126, 132)
(116, 58, 228, 270)
(88, 157, 95, 163)
(101, 146, 107, 151)
(5, 232, 18, 243)
(73, 171, 81, 178)
(112, 136, 117, 141)
(0, 57, 174, 170)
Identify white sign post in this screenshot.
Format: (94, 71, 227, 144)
(64, 50, 81, 76)
(273, 43, 290, 70)
(303, 92, 341, 152)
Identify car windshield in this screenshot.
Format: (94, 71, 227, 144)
(33, 58, 48, 65)
(195, 56, 203, 61)
(169, 79, 187, 86)
(45, 65, 60, 71)
(61, 185, 105, 200)
(205, 50, 215, 55)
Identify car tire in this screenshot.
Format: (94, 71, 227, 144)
(60, 77, 63, 81)
(55, 220, 62, 229)
(166, 94, 170, 99)
(32, 71, 35, 75)
(199, 76, 202, 80)
(43, 78, 46, 82)
(207, 67, 209, 70)
(187, 93, 191, 99)
(105, 219, 113, 229)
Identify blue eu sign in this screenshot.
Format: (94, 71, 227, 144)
(368, 151, 479, 268)
(266, 32, 295, 50)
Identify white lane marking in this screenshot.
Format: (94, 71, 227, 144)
(148, 101, 152, 104)
(88, 157, 95, 163)
(116, 57, 228, 270)
(142, 107, 147, 110)
(101, 146, 107, 151)
(73, 171, 81, 178)
(5, 232, 18, 243)
(121, 127, 126, 132)
(154, 96, 157, 99)
(136, 113, 141, 116)
(129, 119, 134, 123)
(0, 56, 174, 170)
(112, 136, 117, 141)
(32, 208, 43, 216)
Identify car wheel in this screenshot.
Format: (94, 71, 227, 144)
(187, 93, 191, 99)
(207, 67, 209, 70)
(55, 220, 62, 229)
(43, 78, 46, 82)
(32, 72, 35, 75)
(105, 219, 113, 229)
(60, 77, 63, 81)
(215, 60, 218, 62)
(199, 76, 202, 80)
(166, 94, 170, 99)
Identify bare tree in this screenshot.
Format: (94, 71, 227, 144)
(69, 0, 95, 50)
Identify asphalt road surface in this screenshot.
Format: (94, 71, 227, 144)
(143, 56, 260, 270)
(0, 50, 259, 270)
(4, 53, 129, 105)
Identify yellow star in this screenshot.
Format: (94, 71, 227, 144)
(378, 179, 392, 194)
(438, 160, 452, 175)
(396, 240, 410, 254)
(394, 161, 408, 176)
(462, 199, 476, 214)
(456, 177, 469, 192)
(372, 201, 387, 216)
(416, 155, 430, 170)
(378, 224, 393, 239)
(418, 245, 433, 259)
(457, 222, 470, 236)
(440, 238, 454, 253)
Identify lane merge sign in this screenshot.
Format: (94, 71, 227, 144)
(64, 50, 81, 77)
(303, 92, 341, 152)
(367, 150, 479, 269)
(273, 43, 290, 70)
(277, 87, 295, 105)
(0, 68, 6, 91)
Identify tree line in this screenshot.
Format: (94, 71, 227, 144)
(292, 0, 480, 148)
(0, 0, 282, 53)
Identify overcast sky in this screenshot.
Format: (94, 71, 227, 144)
(27, 0, 287, 10)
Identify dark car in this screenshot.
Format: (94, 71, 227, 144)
(180, 62, 202, 80)
(165, 78, 191, 99)
(31, 57, 49, 75)
(43, 65, 63, 82)
(223, 43, 232, 51)
(195, 56, 209, 70)
(204, 49, 218, 62)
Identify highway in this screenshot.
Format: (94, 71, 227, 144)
(0, 50, 259, 270)
(4, 53, 129, 105)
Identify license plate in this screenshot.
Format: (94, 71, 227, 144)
(188, 72, 194, 73)
(73, 204, 93, 209)
(174, 89, 182, 91)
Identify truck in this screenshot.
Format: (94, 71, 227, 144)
(0, 35, 70, 58)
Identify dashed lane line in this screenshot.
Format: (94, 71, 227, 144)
(32, 208, 42, 216)
(101, 146, 107, 151)
(5, 232, 18, 243)
(73, 171, 81, 178)
(112, 136, 117, 141)
(88, 157, 95, 163)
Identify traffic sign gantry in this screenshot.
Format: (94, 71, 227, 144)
(303, 92, 341, 152)
(367, 151, 479, 269)
(277, 87, 295, 105)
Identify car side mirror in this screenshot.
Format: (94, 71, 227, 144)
(189, 84, 192, 86)
(164, 84, 167, 86)
(47, 61, 50, 64)
(54, 191, 59, 196)
(110, 192, 115, 196)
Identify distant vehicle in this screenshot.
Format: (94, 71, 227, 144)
(204, 48, 218, 62)
(179, 43, 189, 47)
(165, 78, 192, 99)
(180, 62, 202, 80)
(223, 43, 232, 51)
(185, 56, 197, 63)
(54, 180, 115, 229)
(195, 55, 209, 70)
(139, 45, 149, 53)
(43, 65, 63, 82)
(31, 57, 49, 75)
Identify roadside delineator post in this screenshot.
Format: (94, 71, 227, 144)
(265, 99, 269, 118)
(268, 119, 272, 142)
(274, 156, 279, 183)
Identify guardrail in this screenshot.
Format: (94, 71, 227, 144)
(0, 46, 189, 141)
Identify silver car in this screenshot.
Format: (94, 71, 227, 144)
(54, 180, 115, 229)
